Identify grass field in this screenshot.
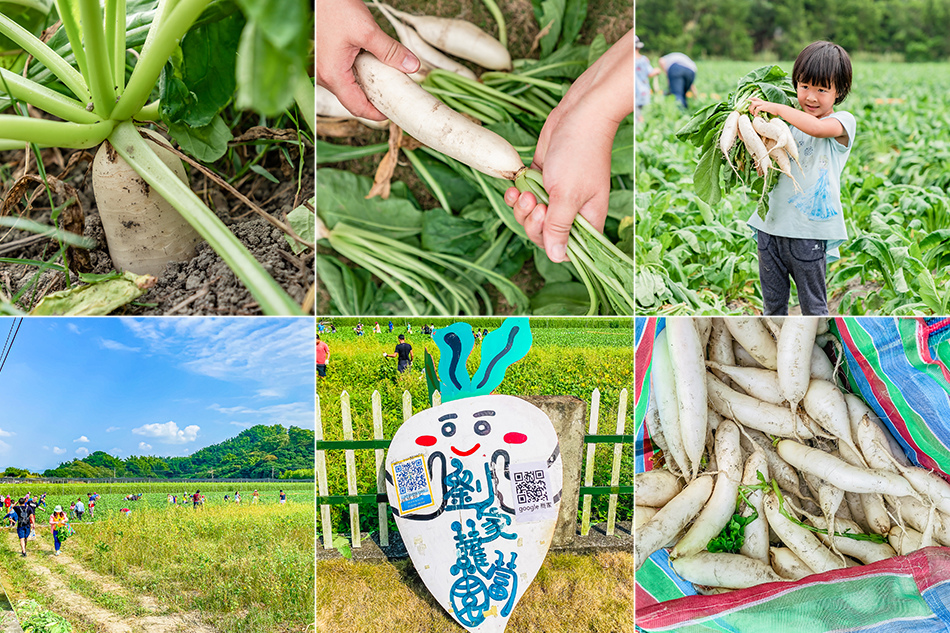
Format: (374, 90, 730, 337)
(317, 319, 634, 540)
(0, 481, 314, 633)
(636, 61, 950, 315)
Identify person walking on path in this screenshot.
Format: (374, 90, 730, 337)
(74, 498, 84, 521)
(316, 335, 330, 378)
(49, 506, 70, 556)
(384, 334, 413, 372)
(12, 497, 33, 557)
(658, 52, 697, 109)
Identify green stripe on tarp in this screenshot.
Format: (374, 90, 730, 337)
(641, 574, 932, 633)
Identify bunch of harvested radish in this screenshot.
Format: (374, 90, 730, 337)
(636, 317, 950, 594)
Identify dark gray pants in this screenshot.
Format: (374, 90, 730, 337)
(756, 231, 829, 316)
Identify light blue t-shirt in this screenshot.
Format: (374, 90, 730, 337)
(747, 110, 856, 259)
(636, 56, 653, 107)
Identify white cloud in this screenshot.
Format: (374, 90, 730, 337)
(132, 421, 199, 444)
(256, 388, 282, 398)
(210, 401, 313, 428)
(98, 338, 141, 352)
(76, 447, 89, 457)
(0, 428, 14, 438)
(74, 436, 89, 443)
(42, 446, 49, 450)
(138, 442, 152, 451)
(53, 447, 66, 455)
(105, 426, 120, 433)
(110, 448, 122, 454)
(0, 440, 10, 454)
(68, 323, 81, 335)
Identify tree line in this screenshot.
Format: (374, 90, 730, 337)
(636, 0, 950, 61)
(39, 425, 314, 479)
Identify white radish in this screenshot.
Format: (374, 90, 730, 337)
(737, 114, 771, 176)
(769, 547, 813, 580)
(808, 516, 897, 564)
(777, 318, 819, 414)
(837, 439, 892, 535)
(740, 428, 800, 494)
(316, 84, 390, 129)
(696, 317, 712, 350)
(724, 318, 778, 369)
(752, 116, 787, 150)
(776, 440, 917, 497)
(635, 475, 714, 570)
(707, 320, 736, 385)
(856, 415, 901, 473)
(352, 52, 525, 180)
(764, 490, 845, 574)
(93, 128, 202, 276)
(380, 4, 512, 70)
(803, 472, 844, 551)
(635, 506, 659, 530)
(847, 395, 911, 467)
(644, 387, 670, 463)
(706, 374, 814, 439)
(671, 420, 742, 559)
(733, 340, 765, 368)
(666, 320, 708, 479)
(810, 343, 836, 382)
(885, 495, 950, 547)
(739, 450, 770, 564)
(888, 525, 923, 555)
(843, 490, 871, 532)
(635, 470, 684, 508)
(704, 362, 784, 405)
(802, 379, 860, 455)
(373, 2, 478, 80)
(672, 552, 786, 589)
(720, 110, 740, 159)
(880, 452, 950, 517)
(651, 329, 691, 478)
(770, 146, 792, 177)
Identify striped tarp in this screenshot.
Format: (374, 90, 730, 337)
(635, 317, 950, 632)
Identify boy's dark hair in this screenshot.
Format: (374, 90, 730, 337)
(793, 41, 852, 104)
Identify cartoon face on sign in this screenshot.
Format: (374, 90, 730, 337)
(385, 319, 562, 632)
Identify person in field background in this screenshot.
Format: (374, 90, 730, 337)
(656, 52, 697, 110)
(12, 497, 33, 556)
(316, 334, 330, 378)
(49, 505, 70, 556)
(748, 41, 855, 316)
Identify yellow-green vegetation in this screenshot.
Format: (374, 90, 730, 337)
(72, 503, 313, 633)
(317, 317, 633, 536)
(316, 551, 633, 632)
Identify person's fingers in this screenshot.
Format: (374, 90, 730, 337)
(363, 28, 420, 75)
(504, 186, 520, 208)
(541, 190, 583, 263)
(523, 204, 546, 250)
(330, 77, 387, 120)
(512, 191, 537, 226)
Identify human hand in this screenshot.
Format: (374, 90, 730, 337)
(748, 97, 778, 117)
(316, 0, 420, 120)
(504, 30, 633, 262)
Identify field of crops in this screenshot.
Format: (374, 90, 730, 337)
(0, 481, 313, 633)
(317, 322, 634, 539)
(636, 61, 950, 315)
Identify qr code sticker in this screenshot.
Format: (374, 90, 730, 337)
(514, 469, 549, 504)
(392, 454, 434, 513)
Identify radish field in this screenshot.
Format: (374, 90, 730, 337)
(636, 61, 950, 315)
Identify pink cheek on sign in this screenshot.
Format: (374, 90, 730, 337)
(504, 432, 527, 444)
(415, 435, 437, 447)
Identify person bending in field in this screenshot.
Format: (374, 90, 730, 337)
(748, 41, 855, 316)
(505, 30, 633, 263)
(49, 506, 70, 557)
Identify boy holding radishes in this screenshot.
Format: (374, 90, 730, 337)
(747, 41, 855, 316)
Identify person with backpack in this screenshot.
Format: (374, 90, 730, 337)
(49, 506, 70, 556)
(12, 497, 33, 557)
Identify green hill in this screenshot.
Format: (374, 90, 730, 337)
(42, 425, 314, 479)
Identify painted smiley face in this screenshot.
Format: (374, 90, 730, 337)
(415, 411, 528, 456)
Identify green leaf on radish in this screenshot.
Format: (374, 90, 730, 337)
(29, 271, 154, 316)
(316, 169, 423, 239)
(166, 114, 232, 162)
(285, 202, 314, 255)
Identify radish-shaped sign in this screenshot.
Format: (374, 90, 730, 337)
(385, 319, 562, 632)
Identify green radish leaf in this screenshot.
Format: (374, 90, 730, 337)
(610, 121, 633, 177)
(235, 21, 300, 116)
(160, 11, 244, 128)
(421, 208, 489, 258)
(167, 114, 232, 162)
(413, 153, 481, 213)
(560, 0, 587, 48)
(693, 144, 723, 206)
(533, 247, 573, 283)
(530, 282, 591, 315)
(316, 169, 423, 238)
(29, 271, 154, 316)
(315, 140, 388, 164)
(285, 202, 314, 255)
(587, 33, 607, 67)
(608, 190, 633, 221)
(331, 534, 352, 559)
(537, 0, 565, 58)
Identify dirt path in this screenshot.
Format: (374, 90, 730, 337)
(6, 532, 216, 633)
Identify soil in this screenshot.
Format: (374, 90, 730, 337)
(6, 531, 217, 633)
(0, 135, 314, 316)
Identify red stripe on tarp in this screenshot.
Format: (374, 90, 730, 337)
(834, 319, 939, 472)
(636, 583, 661, 611)
(636, 547, 950, 629)
(916, 318, 950, 385)
(635, 318, 657, 405)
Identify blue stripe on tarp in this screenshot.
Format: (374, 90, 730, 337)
(648, 547, 700, 599)
(922, 578, 950, 627)
(832, 616, 950, 633)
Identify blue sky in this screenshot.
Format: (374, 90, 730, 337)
(0, 317, 314, 472)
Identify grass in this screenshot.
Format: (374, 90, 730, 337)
(316, 551, 633, 632)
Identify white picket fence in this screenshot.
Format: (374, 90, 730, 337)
(316, 388, 629, 549)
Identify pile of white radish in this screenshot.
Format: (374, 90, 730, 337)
(636, 317, 950, 594)
(720, 109, 799, 179)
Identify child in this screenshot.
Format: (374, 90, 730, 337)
(748, 41, 855, 316)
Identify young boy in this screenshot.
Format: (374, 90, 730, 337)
(748, 41, 855, 316)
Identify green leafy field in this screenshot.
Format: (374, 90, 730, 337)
(317, 321, 633, 539)
(636, 61, 950, 314)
